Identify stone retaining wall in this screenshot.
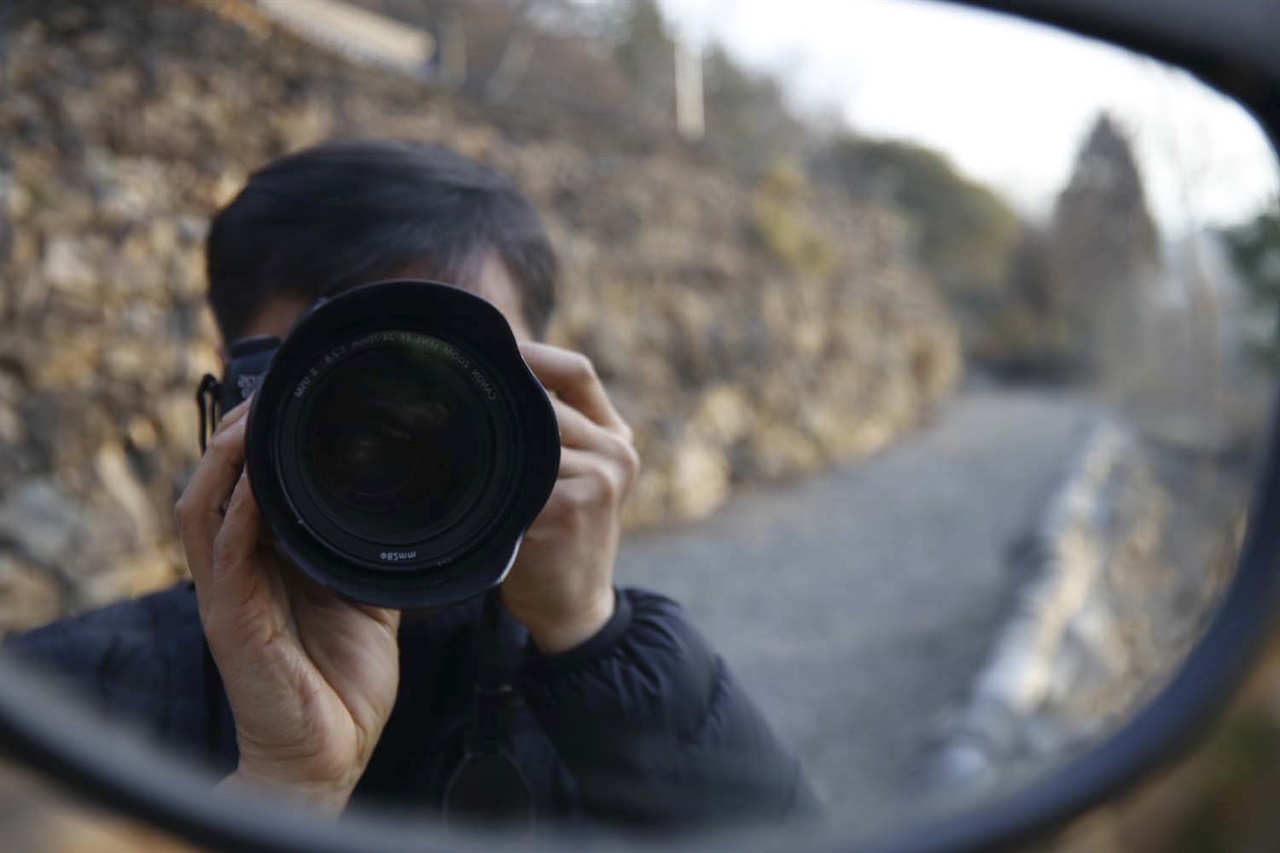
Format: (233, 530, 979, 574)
(0, 0, 960, 628)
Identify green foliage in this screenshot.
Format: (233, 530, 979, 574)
(750, 161, 838, 278)
(613, 0, 672, 81)
(1221, 207, 1280, 367)
(817, 135, 1021, 308)
(973, 225, 1082, 380)
(815, 133, 1024, 370)
(814, 114, 1169, 384)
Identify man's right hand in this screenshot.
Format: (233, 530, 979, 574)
(174, 399, 401, 813)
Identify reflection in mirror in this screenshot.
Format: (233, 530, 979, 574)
(1, 0, 1277, 846)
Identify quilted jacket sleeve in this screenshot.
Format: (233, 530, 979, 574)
(1, 584, 223, 763)
(521, 587, 819, 828)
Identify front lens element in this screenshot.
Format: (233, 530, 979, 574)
(287, 331, 501, 549)
(310, 359, 472, 518)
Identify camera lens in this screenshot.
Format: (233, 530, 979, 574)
(242, 280, 559, 609)
(275, 329, 515, 562)
(303, 342, 490, 543)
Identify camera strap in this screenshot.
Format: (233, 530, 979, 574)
(442, 591, 535, 833)
(195, 374, 222, 455)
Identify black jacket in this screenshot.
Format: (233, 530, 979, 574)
(5, 583, 816, 829)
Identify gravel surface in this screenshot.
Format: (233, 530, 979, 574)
(615, 389, 1097, 825)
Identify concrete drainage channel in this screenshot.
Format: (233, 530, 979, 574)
(932, 417, 1177, 792)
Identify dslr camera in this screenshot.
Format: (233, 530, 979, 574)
(196, 280, 560, 609)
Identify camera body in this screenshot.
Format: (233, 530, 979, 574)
(219, 335, 280, 415)
(206, 280, 560, 610)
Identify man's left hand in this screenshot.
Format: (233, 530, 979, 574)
(502, 342, 639, 654)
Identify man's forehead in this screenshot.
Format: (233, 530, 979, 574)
(237, 252, 530, 344)
(392, 252, 528, 337)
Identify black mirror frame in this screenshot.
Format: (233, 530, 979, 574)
(0, 1, 1278, 852)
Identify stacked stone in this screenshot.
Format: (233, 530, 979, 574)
(1, 0, 959, 628)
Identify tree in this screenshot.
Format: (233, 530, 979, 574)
(701, 44, 807, 178)
(1221, 207, 1280, 366)
(1045, 113, 1160, 374)
(814, 134, 1022, 338)
(611, 0, 675, 133)
(1049, 114, 1159, 316)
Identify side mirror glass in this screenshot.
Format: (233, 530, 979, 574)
(1, 1, 1277, 850)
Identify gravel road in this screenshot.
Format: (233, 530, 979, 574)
(615, 389, 1097, 820)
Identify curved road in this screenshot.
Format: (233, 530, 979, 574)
(615, 389, 1096, 823)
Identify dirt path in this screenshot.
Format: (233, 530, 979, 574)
(615, 389, 1098, 819)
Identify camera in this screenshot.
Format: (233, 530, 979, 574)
(196, 280, 561, 609)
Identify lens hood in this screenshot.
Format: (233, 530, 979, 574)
(242, 279, 560, 609)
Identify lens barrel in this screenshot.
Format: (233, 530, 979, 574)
(240, 280, 560, 609)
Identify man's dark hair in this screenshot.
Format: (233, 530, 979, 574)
(206, 139, 557, 341)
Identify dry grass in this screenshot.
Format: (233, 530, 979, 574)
(1033, 635, 1280, 853)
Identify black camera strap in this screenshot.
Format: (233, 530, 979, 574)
(195, 336, 278, 454)
(195, 374, 222, 455)
(442, 590, 535, 833)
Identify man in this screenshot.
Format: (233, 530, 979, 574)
(8, 139, 815, 828)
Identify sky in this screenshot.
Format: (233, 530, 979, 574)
(656, 0, 1279, 233)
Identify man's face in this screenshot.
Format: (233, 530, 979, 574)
(230, 251, 534, 353)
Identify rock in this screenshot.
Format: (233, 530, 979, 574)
(689, 385, 753, 445)
(0, 479, 86, 567)
(0, 556, 63, 634)
(0, 441, 39, 486)
(0, 403, 23, 445)
(0, 372, 21, 407)
(748, 421, 825, 480)
(175, 214, 209, 245)
(622, 467, 670, 530)
(86, 149, 146, 224)
(40, 237, 98, 299)
(94, 442, 161, 549)
(670, 440, 731, 521)
(20, 392, 114, 471)
(117, 302, 168, 339)
(178, 339, 221, 385)
(81, 549, 181, 609)
(7, 181, 33, 220)
(25, 337, 105, 391)
(126, 416, 159, 452)
(156, 391, 200, 451)
(102, 342, 155, 382)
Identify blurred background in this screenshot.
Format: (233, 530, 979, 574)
(2, 0, 1280, 849)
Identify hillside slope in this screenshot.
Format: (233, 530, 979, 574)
(0, 0, 959, 622)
